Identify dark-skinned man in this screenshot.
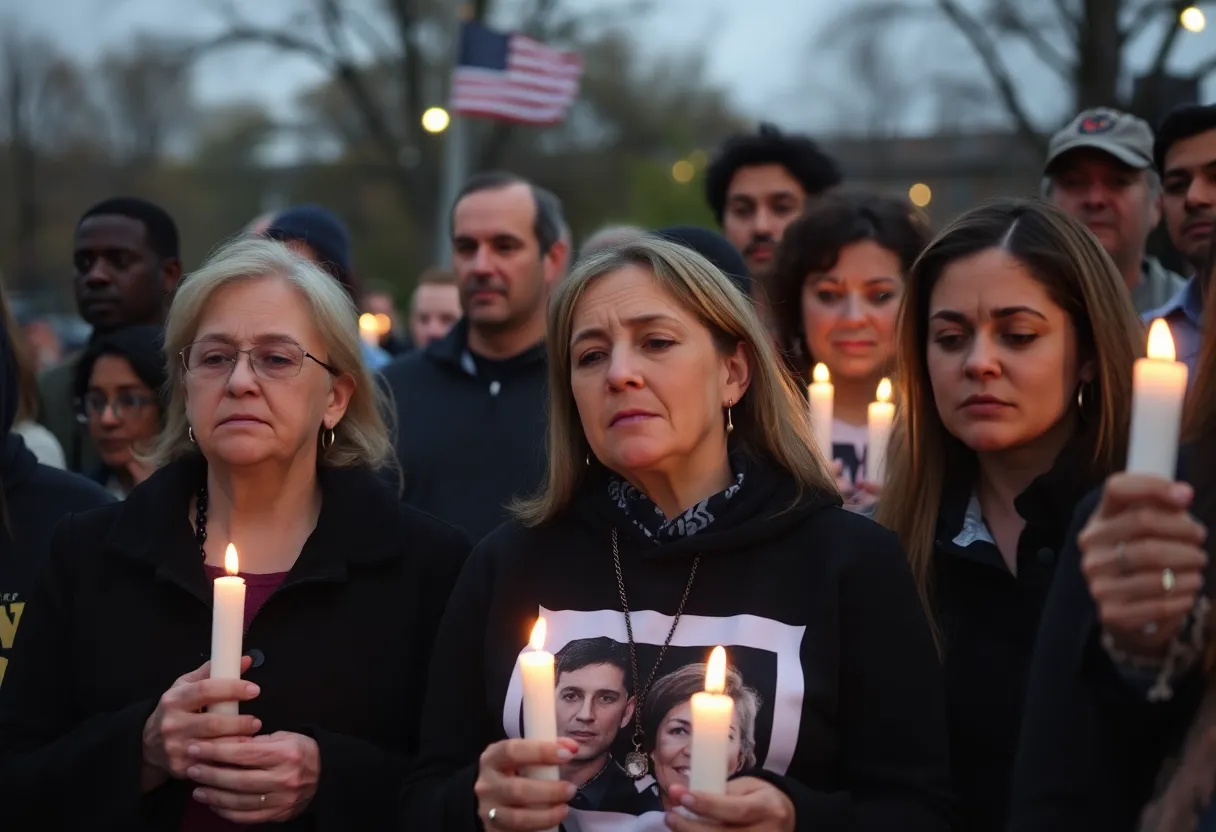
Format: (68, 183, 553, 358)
(38, 198, 181, 473)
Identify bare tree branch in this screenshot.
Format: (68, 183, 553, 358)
(1144, 1, 1190, 79)
(344, 7, 406, 65)
(816, 1, 942, 47)
(1049, 0, 1082, 38)
(196, 26, 337, 69)
(996, 4, 1074, 79)
(1119, 0, 1209, 46)
(935, 0, 1045, 150)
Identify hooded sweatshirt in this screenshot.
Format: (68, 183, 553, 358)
(382, 318, 548, 540)
(402, 452, 953, 831)
(0, 319, 114, 689)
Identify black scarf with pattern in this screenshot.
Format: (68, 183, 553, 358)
(605, 453, 746, 544)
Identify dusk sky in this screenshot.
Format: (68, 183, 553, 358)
(12, 0, 1216, 139)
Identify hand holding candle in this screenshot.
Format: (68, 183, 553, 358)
(690, 646, 734, 795)
(1127, 319, 1188, 479)
(808, 363, 834, 457)
(209, 543, 245, 716)
(866, 378, 895, 486)
(519, 617, 560, 783)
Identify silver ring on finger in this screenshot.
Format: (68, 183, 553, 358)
(1116, 541, 1129, 573)
(1163, 568, 1177, 594)
(488, 807, 498, 825)
(259, 794, 266, 807)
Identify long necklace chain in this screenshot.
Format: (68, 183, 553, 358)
(195, 483, 209, 560)
(612, 526, 699, 779)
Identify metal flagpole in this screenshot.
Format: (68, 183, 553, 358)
(436, 116, 468, 268)
(436, 4, 473, 268)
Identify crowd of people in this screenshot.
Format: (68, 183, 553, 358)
(0, 99, 1215, 832)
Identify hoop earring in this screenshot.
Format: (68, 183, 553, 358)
(188, 426, 195, 444)
(1076, 383, 1088, 410)
(725, 399, 734, 434)
(321, 427, 336, 450)
(585, 453, 591, 466)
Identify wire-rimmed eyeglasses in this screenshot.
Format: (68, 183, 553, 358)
(179, 340, 340, 381)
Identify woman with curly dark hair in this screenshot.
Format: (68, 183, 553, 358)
(767, 192, 930, 509)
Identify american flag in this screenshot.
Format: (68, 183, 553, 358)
(450, 21, 583, 125)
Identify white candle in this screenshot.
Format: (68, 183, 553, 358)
(519, 617, 559, 783)
(209, 544, 245, 715)
(1127, 319, 1188, 479)
(690, 646, 734, 795)
(808, 363, 834, 457)
(866, 378, 895, 485)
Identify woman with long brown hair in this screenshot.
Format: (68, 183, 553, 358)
(402, 237, 952, 831)
(1010, 234, 1216, 832)
(875, 198, 1144, 831)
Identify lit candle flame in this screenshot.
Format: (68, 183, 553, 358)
(358, 313, 378, 335)
(224, 543, 240, 576)
(529, 617, 547, 651)
(876, 378, 893, 403)
(1147, 319, 1176, 362)
(812, 363, 830, 384)
(705, 645, 727, 694)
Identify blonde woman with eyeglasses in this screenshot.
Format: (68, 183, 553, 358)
(0, 238, 470, 830)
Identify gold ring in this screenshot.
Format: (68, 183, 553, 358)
(1163, 568, 1176, 593)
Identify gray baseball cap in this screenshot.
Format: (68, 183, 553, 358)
(1045, 108, 1155, 173)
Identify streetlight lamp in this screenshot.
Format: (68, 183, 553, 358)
(671, 160, 695, 184)
(908, 183, 932, 208)
(422, 107, 452, 134)
(1181, 6, 1206, 33)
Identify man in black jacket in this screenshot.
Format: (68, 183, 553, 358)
(0, 302, 113, 691)
(382, 172, 568, 540)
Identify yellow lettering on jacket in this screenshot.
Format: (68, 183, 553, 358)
(0, 602, 25, 650)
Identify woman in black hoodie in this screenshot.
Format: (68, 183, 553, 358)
(0, 287, 113, 691)
(874, 199, 1144, 831)
(401, 237, 952, 831)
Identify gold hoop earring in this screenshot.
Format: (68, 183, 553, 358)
(321, 427, 336, 450)
(725, 399, 734, 434)
(188, 426, 195, 444)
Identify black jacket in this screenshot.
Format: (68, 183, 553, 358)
(0, 312, 114, 690)
(401, 453, 954, 831)
(0, 455, 469, 831)
(381, 319, 549, 542)
(931, 437, 1102, 832)
(1008, 463, 1208, 832)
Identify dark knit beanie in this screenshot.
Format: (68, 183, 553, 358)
(265, 205, 353, 288)
(655, 226, 751, 297)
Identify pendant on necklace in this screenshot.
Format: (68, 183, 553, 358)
(624, 750, 649, 779)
